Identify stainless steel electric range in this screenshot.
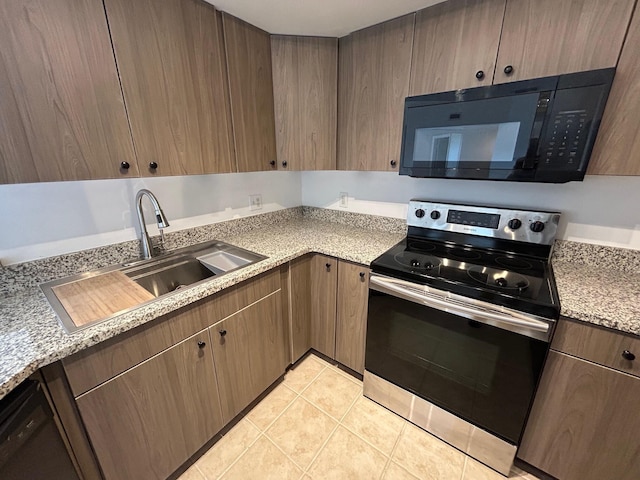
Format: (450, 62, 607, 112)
(364, 200, 561, 476)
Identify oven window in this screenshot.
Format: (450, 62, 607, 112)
(365, 290, 547, 444)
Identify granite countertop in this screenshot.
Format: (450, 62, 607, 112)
(1, 209, 639, 401)
(0, 214, 404, 399)
(552, 240, 640, 336)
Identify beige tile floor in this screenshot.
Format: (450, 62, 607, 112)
(180, 354, 542, 480)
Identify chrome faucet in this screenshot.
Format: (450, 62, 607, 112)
(135, 189, 170, 259)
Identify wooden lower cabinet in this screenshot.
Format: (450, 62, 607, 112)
(335, 262, 370, 374)
(519, 350, 640, 480)
(288, 255, 370, 373)
(289, 255, 313, 362)
(211, 291, 287, 422)
(310, 255, 338, 358)
(75, 329, 224, 480)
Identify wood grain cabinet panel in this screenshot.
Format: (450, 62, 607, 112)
(519, 351, 640, 480)
(211, 291, 287, 423)
(271, 36, 337, 170)
(104, 0, 235, 176)
(410, 0, 506, 95)
(335, 262, 370, 374)
(495, 0, 635, 84)
(289, 255, 313, 363)
(310, 255, 338, 358)
(222, 13, 277, 172)
(338, 14, 415, 171)
(551, 317, 640, 378)
(76, 329, 224, 480)
(588, 4, 640, 176)
(0, 0, 137, 183)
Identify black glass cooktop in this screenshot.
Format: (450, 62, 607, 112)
(371, 237, 560, 319)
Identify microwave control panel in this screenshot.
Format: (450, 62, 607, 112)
(408, 200, 561, 246)
(537, 85, 606, 172)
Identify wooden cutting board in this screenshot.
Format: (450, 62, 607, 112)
(52, 271, 155, 327)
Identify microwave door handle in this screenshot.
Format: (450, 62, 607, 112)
(369, 275, 550, 335)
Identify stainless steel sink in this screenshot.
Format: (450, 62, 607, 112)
(121, 242, 265, 298)
(41, 240, 267, 333)
(123, 256, 216, 297)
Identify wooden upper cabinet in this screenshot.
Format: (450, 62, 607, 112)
(0, 0, 136, 183)
(222, 13, 277, 172)
(271, 36, 337, 171)
(104, 0, 235, 177)
(588, 5, 640, 176)
(338, 14, 415, 171)
(495, 0, 635, 84)
(410, 0, 506, 95)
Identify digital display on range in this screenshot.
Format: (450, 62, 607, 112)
(447, 210, 500, 229)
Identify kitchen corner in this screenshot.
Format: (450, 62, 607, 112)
(2, 206, 639, 402)
(0, 207, 405, 399)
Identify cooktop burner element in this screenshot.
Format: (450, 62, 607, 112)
(370, 200, 561, 320)
(393, 251, 441, 272)
(495, 256, 534, 270)
(467, 266, 530, 293)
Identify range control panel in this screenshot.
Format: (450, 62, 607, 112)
(408, 200, 561, 245)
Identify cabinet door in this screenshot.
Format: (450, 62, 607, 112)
(338, 14, 414, 171)
(222, 13, 277, 172)
(335, 262, 370, 374)
(588, 6, 640, 176)
(410, 0, 506, 95)
(495, 0, 635, 84)
(0, 0, 136, 183)
(289, 255, 313, 363)
(211, 291, 287, 423)
(104, 0, 235, 176)
(272, 36, 337, 171)
(519, 351, 640, 480)
(310, 255, 338, 358)
(76, 330, 223, 480)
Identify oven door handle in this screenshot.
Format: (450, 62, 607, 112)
(370, 275, 551, 339)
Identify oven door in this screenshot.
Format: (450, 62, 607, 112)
(365, 273, 551, 444)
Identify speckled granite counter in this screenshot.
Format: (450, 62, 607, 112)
(0, 210, 405, 400)
(2, 209, 639, 401)
(552, 240, 640, 337)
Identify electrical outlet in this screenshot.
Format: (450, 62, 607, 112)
(339, 192, 348, 208)
(249, 194, 263, 211)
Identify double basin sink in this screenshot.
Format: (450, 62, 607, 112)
(41, 240, 267, 333)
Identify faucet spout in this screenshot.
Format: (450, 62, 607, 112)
(135, 189, 170, 259)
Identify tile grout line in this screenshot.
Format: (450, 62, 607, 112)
(212, 421, 263, 480)
(381, 422, 408, 479)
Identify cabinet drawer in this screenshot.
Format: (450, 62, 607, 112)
(551, 317, 640, 377)
(64, 269, 281, 396)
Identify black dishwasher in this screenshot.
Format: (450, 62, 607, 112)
(0, 379, 80, 480)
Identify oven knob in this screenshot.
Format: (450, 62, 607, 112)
(508, 219, 522, 230)
(430, 211, 441, 220)
(415, 209, 425, 218)
(530, 221, 545, 233)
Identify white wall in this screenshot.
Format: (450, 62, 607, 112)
(301, 171, 640, 250)
(0, 171, 301, 264)
(2, 169, 638, 265)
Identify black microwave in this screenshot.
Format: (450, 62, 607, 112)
(399, 68, 615, 183)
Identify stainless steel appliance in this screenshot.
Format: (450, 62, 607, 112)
(364, 200, 561, 475)
(399, 68, 614, 183)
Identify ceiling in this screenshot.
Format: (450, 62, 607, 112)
(207, 0, 446, 37)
